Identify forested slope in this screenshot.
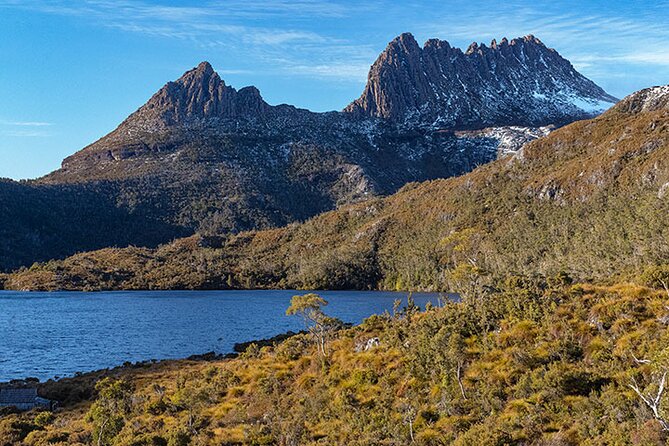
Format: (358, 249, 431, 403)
(4, 86, 668, 291)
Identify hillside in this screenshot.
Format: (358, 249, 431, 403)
(4, 281, 669, 445)
(0, 180, 189, 272)
(4, 85, 666, 292)
(0, 34, 614, 272)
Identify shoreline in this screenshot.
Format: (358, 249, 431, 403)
(0, 285, 449, 294)
(0, 292, 445, 385)
(0, 329, 310, 388)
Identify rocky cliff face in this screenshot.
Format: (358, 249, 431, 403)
(137, 61, 271, 125)
(345, 33, 617, 128)
(0, 33, 618, 271)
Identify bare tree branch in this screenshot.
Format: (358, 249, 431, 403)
(629, 371, 669, 431)
(632, 354, 652, 364)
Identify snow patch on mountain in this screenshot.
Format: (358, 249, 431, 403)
(567, 95, 615, 114)
(456, 126, 554, 158)
(642, 85, 669, 107)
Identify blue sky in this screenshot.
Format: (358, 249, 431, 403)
(1, 0, 669, 180)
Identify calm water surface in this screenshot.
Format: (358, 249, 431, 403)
(0, 290, 443, 382)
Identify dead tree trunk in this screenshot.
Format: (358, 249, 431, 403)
(456, 361, 467, 400)
(629, 371, 669, 431)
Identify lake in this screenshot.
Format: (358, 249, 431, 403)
(0, 290, 444, 382)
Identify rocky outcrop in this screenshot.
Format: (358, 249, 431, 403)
(345, 33, 618, 128)
(139, 61, 271, 125)
(615, 85, 669, 114)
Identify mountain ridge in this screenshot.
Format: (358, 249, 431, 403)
(0, 33, 618, 272)
(345, 33, 617, 127)
(6, 83, 666, 291)
(47, 33, 616, 183)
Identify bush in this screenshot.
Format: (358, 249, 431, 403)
(275, 335, 309, 361)
(166, 428, 190, 446)
(33, 411, 54, 427)
(640, 265, 669, 295)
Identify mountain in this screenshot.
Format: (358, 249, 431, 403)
(0, 34, 616, 272)
(38, 61, 508, 235)
(345, 33, 617, 127)
(6, 84, 666, 291)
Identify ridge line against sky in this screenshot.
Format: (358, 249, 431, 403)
(1, 0, 669, 179)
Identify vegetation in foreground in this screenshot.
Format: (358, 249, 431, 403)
(4, 273, 669, 445)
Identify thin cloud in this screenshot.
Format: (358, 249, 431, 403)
(572, 52, 669, 67)
(420, 7, 669, 69)
(0, 120, 53, 127)
(0, 119, 54, 137)
(205, 0, 354, 18)
(288, 62, 370, 81)
(0, 0, 373, 82)
(0, 1, 350, 31)
(1, 129, 51, 137)
(216, 69, 255, 75)
(619, 52, 669, 66)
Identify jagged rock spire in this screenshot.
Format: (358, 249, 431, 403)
(345, 33, 618, 128)
(135, 61, 269, 126)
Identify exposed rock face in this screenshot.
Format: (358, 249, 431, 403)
(354, 337, 380, 352)
(615, 85, 669, 114)
(0, 33, 619, 271)
(345, 33, 618, 128)
(140, 61, 270, 125)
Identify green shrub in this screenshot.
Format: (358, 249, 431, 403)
(33, 411, 54, 427)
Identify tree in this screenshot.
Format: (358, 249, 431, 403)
(446, 263, 491, 303)
(86, 378, 134, 446)
(448, 332, 469, 401)
(629, 371, 669, 431)
(171, 378, 211, 435)
(286, 293, 343, 357)
(446, 263, 497, 338)
(641, 265, 669, 298)
(629, 348, 669, 431)
(400, 401, 417, 444)
(439, 228, 485, 270)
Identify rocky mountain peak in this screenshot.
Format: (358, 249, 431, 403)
(194, 60, 214, 75)
(518, 34, 543, 45)
(392, 32, 420, 49)
(126, 62, 270, 128)
(465, 41, 480, 55)
(345, 33, 618, 128)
